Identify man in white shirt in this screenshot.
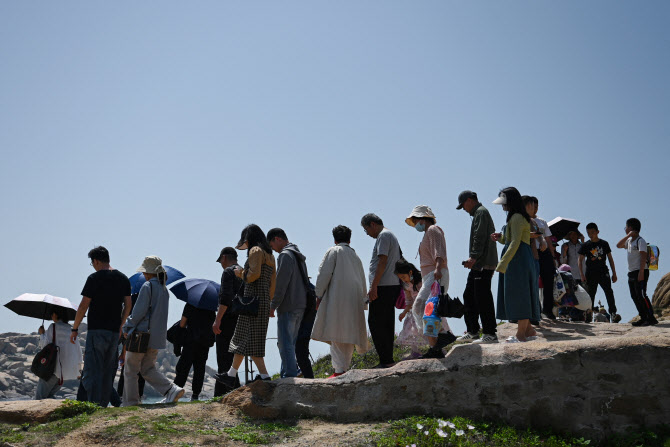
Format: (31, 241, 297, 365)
(616, 217, 658, 326)
(528, 197, 558, 319)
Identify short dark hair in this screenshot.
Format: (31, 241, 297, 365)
(88, 246, 110, 263)
(332, 225, 352, 244)
(586, 222, 599, 231)
(521, 195, 533, 206)
(266, 228, 288, 242)
(361, 213, 383, 227)
(51, 306, 70, 324)
(626, 218, 641, 232)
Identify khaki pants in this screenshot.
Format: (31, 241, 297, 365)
(123, 348, 172, 406)
(330, 342, 355, 373)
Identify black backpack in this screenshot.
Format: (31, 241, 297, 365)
(31, 324, 62, 384)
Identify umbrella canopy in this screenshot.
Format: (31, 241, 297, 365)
(548, 217, 581, 241)
(4, 293, 78, 321)
(169, 278, 220, 311)
(129, 265, 186, 295)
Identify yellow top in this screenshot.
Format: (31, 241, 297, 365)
(245, 246, 277, 298)
(496, 213, 530, 274)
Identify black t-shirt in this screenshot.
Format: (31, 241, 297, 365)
(219, 264, 243, 308)
(578, 240, 612, 275)
(182, 303, 216, 346)
(81, 269, 131, 332)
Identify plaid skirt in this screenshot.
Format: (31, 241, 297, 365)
(229, 263, 272, 357)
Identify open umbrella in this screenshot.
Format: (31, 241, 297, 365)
(169, 279, 220, 311)
(129, 265, 186, 295)
(4, 293, 78, 321)
(548, 217, 581, 241)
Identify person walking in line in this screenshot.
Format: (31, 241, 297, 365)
(616, 218, 658, 326)
(361, 213, 402, 368)
(267, 228, 308, 379)
(578, 223, 618, 318)
(35, 307, 83, 399)
(456, 191, 499, 344)
(405, 206, 456, 358)
(173, 301, 216, 401)
(122, 256, 184, 406)
(70, 246, 132, 407)
(561, 231, 586, 286)
(117, 292, 145, 401)
(295, 289, 316, 378)
(215, 224, 277, 390)
(212, 247, 242, 396)
(526, 196, 557, 319)
(394, 260, 425, 360)
(312, 225, 370, 377)
(491, 188, 541, 342)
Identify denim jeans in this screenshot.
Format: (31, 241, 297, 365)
(277, 309, 304, 378)
(82, 329, 119, 407)
(35, 374, 61, 400)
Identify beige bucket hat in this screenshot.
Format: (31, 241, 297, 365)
(137, 255, 166, 274)
(405, 205, 436, 227)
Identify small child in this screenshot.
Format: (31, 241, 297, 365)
(394, 260, 425, 359)
(616, 218, 658, 326)
(578, 223, 618, 318)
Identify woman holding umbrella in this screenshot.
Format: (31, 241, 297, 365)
(35, 307, 83, 399)
(215, 224, 276, 388)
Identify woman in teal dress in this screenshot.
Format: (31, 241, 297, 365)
(491, 187, 540, 342)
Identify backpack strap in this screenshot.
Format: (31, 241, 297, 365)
(53, 324, 63, 385)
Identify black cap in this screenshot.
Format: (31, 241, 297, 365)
(456, 190, 478, 210)
(216, 247, 237, 262)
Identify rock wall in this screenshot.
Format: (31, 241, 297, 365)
(0, 326, 218, 401)
(223, 321, 670, 439)
(652, 272, 670, 320)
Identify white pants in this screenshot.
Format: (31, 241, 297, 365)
(330, 342, 355, 373)
(412, 269, 451, 335)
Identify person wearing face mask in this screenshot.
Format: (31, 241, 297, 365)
(404, 205, 456, 358)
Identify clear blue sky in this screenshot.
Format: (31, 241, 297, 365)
(1, 1, 668, 375)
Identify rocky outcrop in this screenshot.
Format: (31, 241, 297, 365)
(652, 272, 670, 320)
(0, 327, 218, 402)
(0, 399, 64, 423)
(223, 321, 670, 439)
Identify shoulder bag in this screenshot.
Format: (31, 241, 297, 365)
(231, 275, 260, 317)
(31, 324, 63, 384)
(125, 283, 152, 353)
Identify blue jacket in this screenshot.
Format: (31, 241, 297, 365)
(123, 277, 169, 350)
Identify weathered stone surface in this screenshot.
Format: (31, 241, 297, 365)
(0, 399, 64, 423)
(652, 272, 670, 320)
(223, 321, 670, 439)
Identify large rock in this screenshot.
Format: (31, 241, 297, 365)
(0, 399, 64, 423)
(652, 272, 670, 320)
(223, 321, 670, 439)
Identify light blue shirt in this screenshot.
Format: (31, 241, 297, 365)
(123, 278, 169, 350)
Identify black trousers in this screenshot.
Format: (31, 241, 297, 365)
(214, 314, 239, 397)
(628, 270, 654, 322)
(585, 271, 617, 314)
(174, 342, 210, 398)
(463, 269, 496, 335)
(296, 308, 316, 378)
(538, 250, 556, 317)
(368, 284, 400, 365)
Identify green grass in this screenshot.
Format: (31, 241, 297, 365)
(222, 420, 299, 445)
(368, 415, 670, 447)
(49, 399, 100, 420)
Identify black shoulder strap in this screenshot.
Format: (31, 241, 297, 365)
(290, 251, 310, 289)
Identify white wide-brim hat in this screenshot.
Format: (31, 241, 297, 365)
(405, 205, 436, 227)
(137, 255, 164, 274)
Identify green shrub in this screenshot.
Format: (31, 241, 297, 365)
(50, 399, 100, 420)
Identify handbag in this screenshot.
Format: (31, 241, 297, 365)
(395, 289, 406, 310)
(231, 280, 260, 317)
(436, 284, 465, 319)
(125, 283, 152, 353)
(31, 324, 63, 384)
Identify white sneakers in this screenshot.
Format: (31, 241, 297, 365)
(472, 334, 499, 344)
(164, 384, 185, 403)
(456, 332, 479, 342)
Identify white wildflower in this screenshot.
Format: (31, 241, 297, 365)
(424, 431, 429, 436)
(436, 429, 448, 438)
(416, 424, 423, 430)
(438, 419, 447, 428)
(467, 424, 475, 430)
(455, 429, 465, 436)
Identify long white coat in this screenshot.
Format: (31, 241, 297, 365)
(312, 243, 371, 353)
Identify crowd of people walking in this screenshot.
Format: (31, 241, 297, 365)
(33, 187, 660, 404)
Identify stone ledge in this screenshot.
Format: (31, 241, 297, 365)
(0, 399, 64, 424)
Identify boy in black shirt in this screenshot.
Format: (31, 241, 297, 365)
(578, 223, 618, 318)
